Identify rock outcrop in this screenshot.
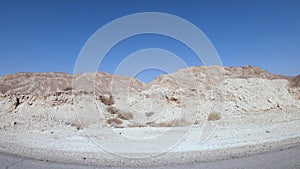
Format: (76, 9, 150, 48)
(291, 75, 300, 87)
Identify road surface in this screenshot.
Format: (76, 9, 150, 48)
(1, 146, 300, 169)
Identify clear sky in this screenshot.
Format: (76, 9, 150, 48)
(0, 0, 299, 82)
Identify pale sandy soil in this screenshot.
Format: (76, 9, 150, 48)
(0, 109, 299, 167)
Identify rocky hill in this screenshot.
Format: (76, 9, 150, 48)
(0, 66, 297, 95)
(0, 72, 144, 95)
(0, 66, 299, 130)
(147, 66, 295, 89)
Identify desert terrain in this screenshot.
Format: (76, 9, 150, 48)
(0, 65, 299, 167)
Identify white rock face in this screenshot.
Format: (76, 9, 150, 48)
(215, 79, 300, 115)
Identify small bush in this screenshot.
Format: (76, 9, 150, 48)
(63, 87, 73, 91)
(207, 112, 221, 121)
(100, 95, 115, 106)
(68, 121, 83, 130)
(157, 121, 173, 127)
(106, 106, 119, 114)
(107, 118, 123, 125)
(237, 74, 248, 79)
(157, 118, 187, 127)
(117, 112, 134, 120)
(145, 112, 155, 117)
(128, 122, 146, 128)
(165, 96, 180, 104)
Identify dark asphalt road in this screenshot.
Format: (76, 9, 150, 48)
(1, 146, 299, 169)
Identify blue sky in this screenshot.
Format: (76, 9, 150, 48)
(0, 0, 299, 82)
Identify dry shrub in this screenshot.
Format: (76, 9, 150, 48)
(63, 87, 73, 91)
(237, 75, 247, 79)
(117, 112, 134, 120)
(194, 120, 200, 125)
(207, 112, 221, 121)
(106, 106, 119, 114)
(157, 118, 188, 127)
(106, 106, 133, 120)
(145, 112, 154, 117)
(166, 96, 180, 104)
(107, 118, 122, 125)
(67, 121, 83, 130)
(146, 121, 156, 127)
(100, 95, 115, 106)
(157, 121, 173, 127)
(128, 122, 146, 128)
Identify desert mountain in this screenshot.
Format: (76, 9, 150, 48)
(0, 66, 298, 95)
